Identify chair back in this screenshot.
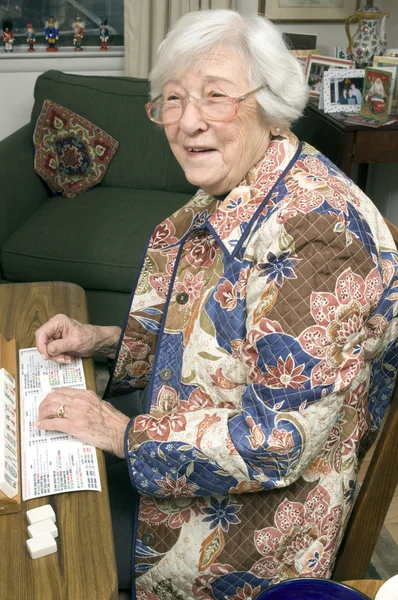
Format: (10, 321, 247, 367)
(332, 218, 398, 580)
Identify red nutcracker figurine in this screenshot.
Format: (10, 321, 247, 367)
(73, 16, 84, 51)
(26, 24, 36, 52)
(2, 20, 14, 52)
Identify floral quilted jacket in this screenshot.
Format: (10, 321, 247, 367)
(107, 131, 398, 600)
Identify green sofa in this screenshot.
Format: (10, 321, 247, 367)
(0, 70, 196, 326)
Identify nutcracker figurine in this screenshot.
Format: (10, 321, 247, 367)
(99, 18, 109, 51)
(73, 16, 84, 51)
(2, 21, 14, 52)
(44, 15, 59, 52)
(26, 24, 36, 52)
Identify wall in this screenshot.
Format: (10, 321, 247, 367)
(238, 0, 348, 54)
(385, 0, 398, 53)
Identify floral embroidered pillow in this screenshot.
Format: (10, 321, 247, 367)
(33, 99, 119, 198)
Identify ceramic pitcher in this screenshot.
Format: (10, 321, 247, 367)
(346, 3, 389, 68)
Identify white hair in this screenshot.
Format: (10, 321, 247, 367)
(149, 9, 309, 129)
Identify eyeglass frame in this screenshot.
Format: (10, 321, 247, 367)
(145, 84, 266, 125)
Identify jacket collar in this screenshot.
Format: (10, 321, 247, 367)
(205, 130, 301, 257)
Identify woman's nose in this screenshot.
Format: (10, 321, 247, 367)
(179, 98, 209, 134)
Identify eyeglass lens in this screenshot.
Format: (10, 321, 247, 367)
(150, 97, 236, 124)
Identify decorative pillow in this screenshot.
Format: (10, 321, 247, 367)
(33, 99, 119, 198)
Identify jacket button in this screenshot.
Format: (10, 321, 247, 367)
(142, 532, 154, 547)
(176, 292, 189, 305)
(160, 368, 172, 381)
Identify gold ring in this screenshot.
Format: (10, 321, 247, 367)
(56, 404, 65, 419)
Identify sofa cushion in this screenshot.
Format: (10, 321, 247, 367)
(0, 186, 192, 292)
(34, 99, 119, 198)
(31, 71, 197, 196)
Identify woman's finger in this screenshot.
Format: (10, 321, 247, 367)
(36, 320, 63, 359)
(38, 389, 99, 421)
(37, 391, 74, 418)
(39, 401, 86, 422)
(47, 338, 74, 361)
(37, 417, 76, 435)
(38, 401, 66, 422)
(50, 353, 73, 364)
(35, 330, 53, 359)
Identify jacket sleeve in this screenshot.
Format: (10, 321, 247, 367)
(124, 212, 391, 497)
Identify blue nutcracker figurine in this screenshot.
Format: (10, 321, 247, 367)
(45, 15, 59, 52)
(26, 24, 36, 52)
(99, 18, 109, 51)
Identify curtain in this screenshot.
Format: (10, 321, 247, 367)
(124, 0, 238, 77)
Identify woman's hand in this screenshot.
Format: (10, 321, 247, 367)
(35, 314, 121, 363)
(37, 388, 130, 458)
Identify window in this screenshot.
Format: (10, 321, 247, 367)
(0, 0, 124, 48)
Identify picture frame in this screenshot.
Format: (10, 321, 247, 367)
(297, 56, 309, 72)
(282, 32, 317, 50)
(258, 0, 360, 23)
(290, 49, 322, 58)
(361, 67, 393, 123)
(305, 55, 355, 98)
(290, 49, 322, 72)
(373, 56, 398, 113)
(323, 69, 365, 114)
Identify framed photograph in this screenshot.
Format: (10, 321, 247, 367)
(297, 56, 309, 71)
(290, 49, 322, 57)
(290, 49, 322, 72)
(361, 67, 393, 123)
(323, 69, 365, 113)
(305, 55, 355, 98)
(283, 32, 317, 50)
(258, 0, 360, 22)
(373, 56, 398, 113)
(334, 46, 351, 60)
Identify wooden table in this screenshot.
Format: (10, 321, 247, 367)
(293, 102, 398, 191)
(344, 579, 384, 598)
(0, 282, 118, 600)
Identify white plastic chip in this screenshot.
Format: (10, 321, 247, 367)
(28, 518, 58, 539)
(26, 504, 56, 525)
(26, 532, 57, 559)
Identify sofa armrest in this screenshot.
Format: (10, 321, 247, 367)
(0, 124, 49, 245)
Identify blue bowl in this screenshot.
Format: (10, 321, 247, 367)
(256, 578, 371, 599)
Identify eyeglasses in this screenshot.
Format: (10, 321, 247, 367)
(145, 84, 265, 125)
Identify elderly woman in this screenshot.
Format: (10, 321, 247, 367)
(36, 9, 398, 600)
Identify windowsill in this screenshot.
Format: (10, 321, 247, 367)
(0, 45, 124, 74)
(0, 45, 124, 59)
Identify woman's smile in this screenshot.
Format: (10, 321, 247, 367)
(184, 146, 218, 157)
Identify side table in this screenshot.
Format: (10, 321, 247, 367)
(0, 282, 117, 600)
(344, 579, 384, 599)
(292, 102, 398, 191)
